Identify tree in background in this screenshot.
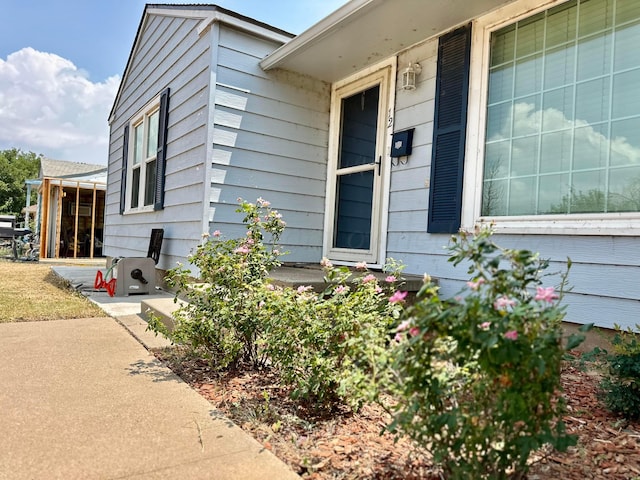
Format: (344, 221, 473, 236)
(0, 149, 41, 219)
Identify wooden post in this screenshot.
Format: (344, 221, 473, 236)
(73, 181, 80, 259)
(90, 183, 97, 259)
(39, 179, 49, 259)
(54, 180, 63, 258)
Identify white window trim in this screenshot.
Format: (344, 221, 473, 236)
(124, 93, 161, 214)
(463, 0, 640, 236)
(322, 57, 397, 267)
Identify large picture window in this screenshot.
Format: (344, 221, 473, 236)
(482, 0, 640, 217)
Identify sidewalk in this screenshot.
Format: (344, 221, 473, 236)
(0, 266, 299, 480)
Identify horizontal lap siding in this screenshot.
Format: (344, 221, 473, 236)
(386, 39, 438, 274)
(210, 26, 330, 263)
(105, 14, 210, 270)
(387, 38, 640, 329)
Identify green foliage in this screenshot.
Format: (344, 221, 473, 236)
(153, 198, 286, 370)
(387, 228, 579, 479)
(261, 259, 405, 410)
(0, 149, 40, 217)
(600, 324, 640, 420)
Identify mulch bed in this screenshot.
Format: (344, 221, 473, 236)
(154, 348, 640, 479)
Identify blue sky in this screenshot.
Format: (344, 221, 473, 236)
(0, 0, 346, 164)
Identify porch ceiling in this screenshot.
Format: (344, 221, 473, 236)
(260, 0, 515, 83)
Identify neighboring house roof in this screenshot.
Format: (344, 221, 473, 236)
(40, 158, 106, 179)
(108, 4, 294, 124)
(261, 0, 515, 82)
(40, 158, 107, 185)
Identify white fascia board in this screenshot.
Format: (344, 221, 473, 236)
(147, 7, 291, 43)
(260, 0, 376, 71)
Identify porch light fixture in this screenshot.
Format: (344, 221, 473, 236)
(401, 62, 422, 91)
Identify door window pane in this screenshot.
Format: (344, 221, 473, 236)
(333, 171, 373, 249)
(338, 85, 379, 169)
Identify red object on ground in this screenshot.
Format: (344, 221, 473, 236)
(94, 270, 116, 297)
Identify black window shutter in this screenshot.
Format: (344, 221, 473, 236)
(427, 24, 472, 233)
(154, 87, 170, 211)
(119, 124, 129, 215)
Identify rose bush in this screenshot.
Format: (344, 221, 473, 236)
(148, 198, 285, 370)
(387, 227, 588, 479)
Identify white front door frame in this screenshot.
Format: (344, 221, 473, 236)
(322, 57, 397, 267)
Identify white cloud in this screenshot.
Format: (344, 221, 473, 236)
(0, 47, 119, 164)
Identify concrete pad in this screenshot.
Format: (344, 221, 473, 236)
(0, 318, 299, 480)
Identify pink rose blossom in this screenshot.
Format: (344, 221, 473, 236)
(234, 245, 250, 254)
(409, 327, 420, 337)
(266, 284, 276, 291)
(385, 275, 397, 283)
(272, 249, 280, 255)
(535, 286, 559, 303)
(396, 320, 411, 332)
(335, 285, 348, 294)
(355, 261, 368, 270)
(504, 330, 519, 340)
(480, 321, 491, 329)
(320, 257, 333, 268)
(362, 274, 377, 283)
(297, 285, 313, 294)
(394, 332, 404, 342)
(374, 286, 383, 294)
(212, 230, 221, 237)
(466, 278, 485, 290)
(494, 296, 516, 310)
(389, 291, 408, 304)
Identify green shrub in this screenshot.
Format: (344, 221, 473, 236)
(261, 259, 405, 410)
(387, 228, 585, 479)
(600, 324, 640, 420)
(151, 198, 286, 370)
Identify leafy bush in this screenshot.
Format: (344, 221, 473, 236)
(150, 198, 285, 370)
(387, 228, 584, 479)
(261, 259, 406, 410)
(600, 324, 640, 420)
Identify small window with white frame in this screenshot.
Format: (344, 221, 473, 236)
(466, 0, 640, 234)
(127, 97, 159, 212)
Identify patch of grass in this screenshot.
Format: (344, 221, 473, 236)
(0, 260, 104, 322)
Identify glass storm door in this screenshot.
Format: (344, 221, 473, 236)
(326, 67, 391, 264)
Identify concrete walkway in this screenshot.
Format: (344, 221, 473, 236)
(0, 267, 299, 479)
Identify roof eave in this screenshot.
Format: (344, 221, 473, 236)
(259, 0, 377, 72)
(260, 0, 517, 84)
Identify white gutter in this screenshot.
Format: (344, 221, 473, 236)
(260, 0, 378, 71)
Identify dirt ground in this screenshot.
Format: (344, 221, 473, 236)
(155, 349, 640, 479)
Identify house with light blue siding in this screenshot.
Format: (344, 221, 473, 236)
(106, 0, 640, 330)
